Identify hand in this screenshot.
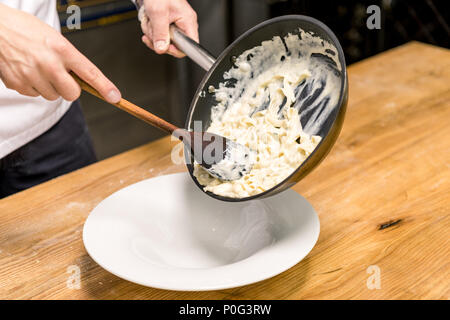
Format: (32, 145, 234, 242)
(0, 3, 121, 103)
(139, 0, 199, 58)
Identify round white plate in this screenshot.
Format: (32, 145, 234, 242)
(83, 173, 319, 291)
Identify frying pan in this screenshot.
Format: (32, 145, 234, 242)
(170, 15, 348, 202)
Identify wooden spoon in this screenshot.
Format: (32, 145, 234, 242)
(71, 72, 254, 181)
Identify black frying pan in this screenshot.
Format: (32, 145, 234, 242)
(170, 15, 348, 202)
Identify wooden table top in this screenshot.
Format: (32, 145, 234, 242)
(0, 42, 449, 300)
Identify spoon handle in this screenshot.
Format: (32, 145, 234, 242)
(71, 72, 178, 134)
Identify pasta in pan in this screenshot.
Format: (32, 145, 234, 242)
(193, 30, 341, 198)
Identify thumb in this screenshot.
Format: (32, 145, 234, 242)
(148, 9, 170, 54)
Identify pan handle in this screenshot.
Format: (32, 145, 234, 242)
(169, 25, 216, 71)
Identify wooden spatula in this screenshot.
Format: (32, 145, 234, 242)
(71, 72, 254, 181)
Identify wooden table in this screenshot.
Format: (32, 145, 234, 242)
(0, 42, 449, 300)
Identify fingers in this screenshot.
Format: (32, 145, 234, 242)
(141, 0, 199, 58)
(0, 10, 117, 103)
(167, 44, 185, 58)
(0, 67, 49, 99)
(142, 35, 184, 58)
(68, 59, 120, 104)
(49, 67, 81, 101)
(173, 9, 199, 43)
(169, 14, 198, 58)
(141, 35, 153, 50)
(52, 40, 121, 103)
(25, 64, 60, 101)
(32, 50, 80, 101)
(139, 7, 150, 36)
(17, 86, 40, 97)
(146, 2, 170, 54)
(32, 78, 59, 101)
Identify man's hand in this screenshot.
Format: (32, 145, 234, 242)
(0, 3, 121, 103)
(139, 0, 199, 58)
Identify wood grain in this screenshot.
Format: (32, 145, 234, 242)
(0, 42, 449, 300)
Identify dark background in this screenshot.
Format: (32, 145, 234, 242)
(59, 0, 449, 159)
(266, 0, 449, 64)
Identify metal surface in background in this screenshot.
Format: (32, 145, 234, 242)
(58, 0, 137, 33)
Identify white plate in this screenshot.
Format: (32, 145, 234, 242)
(83, 173, 319, 291)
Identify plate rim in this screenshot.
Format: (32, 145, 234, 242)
(82, 172, 320, 291)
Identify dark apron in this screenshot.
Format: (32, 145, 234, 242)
(0, 100, 97, 198)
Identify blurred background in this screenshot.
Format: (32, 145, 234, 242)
(58, 0, 449, 160)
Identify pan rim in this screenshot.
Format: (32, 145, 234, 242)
(184, 14, 348, 202)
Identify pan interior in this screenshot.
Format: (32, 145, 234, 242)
(206, 29, 342, 137)
(186, 16, 346, 201)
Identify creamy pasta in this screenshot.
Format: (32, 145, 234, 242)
(192, 30, 341, 198)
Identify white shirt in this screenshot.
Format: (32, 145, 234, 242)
(0, 0, 71, 159)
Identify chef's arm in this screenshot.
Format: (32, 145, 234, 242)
(133, 0, 199, 58)
(0, 3, 121, 103)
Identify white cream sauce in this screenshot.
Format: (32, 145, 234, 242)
(206, 139, 256, 181)
(193, 29, 342, 198)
